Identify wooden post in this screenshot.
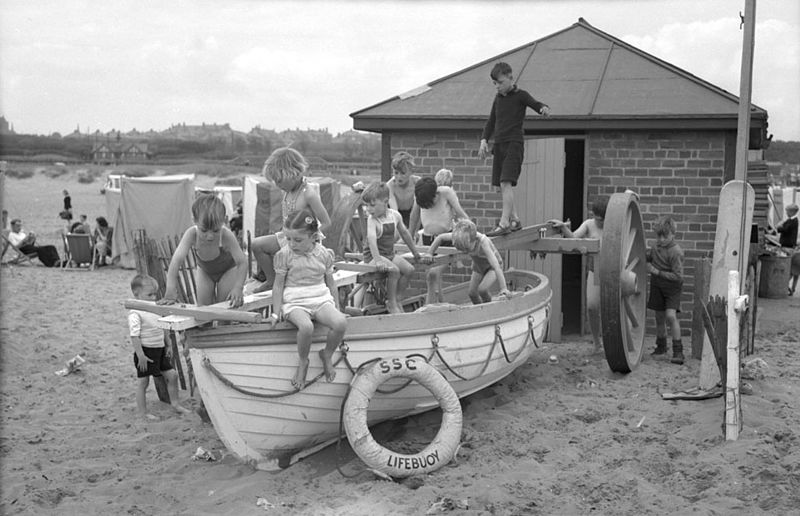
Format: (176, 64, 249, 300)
(691, 256, 711, 359)
(725, 271, 744, 440)
(734, 0, 756, 183)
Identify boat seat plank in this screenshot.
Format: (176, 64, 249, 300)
(138, 269, 363, 331)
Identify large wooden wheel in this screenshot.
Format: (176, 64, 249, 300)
(599, 192, 647, 373)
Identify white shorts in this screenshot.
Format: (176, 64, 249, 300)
(282, 284, 335, 318)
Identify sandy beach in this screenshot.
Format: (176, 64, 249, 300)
(2, 172, 799, 515)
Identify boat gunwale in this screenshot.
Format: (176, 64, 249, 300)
(187, 270, 550, 350)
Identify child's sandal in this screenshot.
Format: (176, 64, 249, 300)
(486, 224, 511, 237)
(509, 218, 523, 232)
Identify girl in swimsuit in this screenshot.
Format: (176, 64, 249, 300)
(159, 194, 248, 307)
(251, 147, 331, 293)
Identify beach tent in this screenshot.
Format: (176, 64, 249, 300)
(109, 174, 195, 268)
(242, 175, 343, 248)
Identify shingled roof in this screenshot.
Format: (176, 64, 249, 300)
(351, 18, 768, 134)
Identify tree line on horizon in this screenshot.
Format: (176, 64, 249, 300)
(1, 127, 799, 165)
(0, 125, 382, 163)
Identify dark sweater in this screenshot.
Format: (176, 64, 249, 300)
(777, 216, 798, 248)
(481, 86, 548, 143)
(647, 240, 684, 284)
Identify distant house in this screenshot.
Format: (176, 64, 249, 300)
(91, 142, 150, 164)
(351, 18, 770, 341)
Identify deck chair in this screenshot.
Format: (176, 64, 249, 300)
(62, 233, 96, 271)
(1, 231, 37, 266)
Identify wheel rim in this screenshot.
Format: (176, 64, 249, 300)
(599, 192, 647, 373)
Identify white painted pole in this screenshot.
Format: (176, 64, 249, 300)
(725, 270, 746, 440)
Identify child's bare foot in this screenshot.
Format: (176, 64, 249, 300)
(318, 349, 336, 382)
(291, 358, 309, 390)
(172, 403, 191, 415)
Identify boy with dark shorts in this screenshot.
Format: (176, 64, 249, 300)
(128, 274, 189, 419)
(647, 216, 685, 364)
(478, 62, 551, 236)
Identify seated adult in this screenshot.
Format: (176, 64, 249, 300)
(93, 216, 113, 266)
(70, 214, 91, 234)
(7, 218, 61, 267)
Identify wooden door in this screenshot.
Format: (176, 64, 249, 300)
(508, 138, 565, 341)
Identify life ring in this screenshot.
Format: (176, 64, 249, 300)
(343, 357, 462, 478)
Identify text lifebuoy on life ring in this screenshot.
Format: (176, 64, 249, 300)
(343, 357, 462, 478)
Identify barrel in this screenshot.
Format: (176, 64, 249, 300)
(758, 255, 791, 298)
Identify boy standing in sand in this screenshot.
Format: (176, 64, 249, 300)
(128, 274, 190, 420)
(478, 62, 550, 237)
(647, 216, 685, 364)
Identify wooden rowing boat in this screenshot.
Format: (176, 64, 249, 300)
(183, 268, 550, 470)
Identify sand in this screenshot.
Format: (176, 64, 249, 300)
(2, 172, 799, 515)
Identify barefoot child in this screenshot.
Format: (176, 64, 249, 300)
(266, 209, 347, 389)
(362, 181, 422, 314)
(647, 216, 685, 364)
(128, 274, 190, 419)
(428, 219, 510, 304)
(409, 174, 470, 304)
(251, 147, 332, 292)
(159, 194, 248, 307)
(549, 196, 608, 353)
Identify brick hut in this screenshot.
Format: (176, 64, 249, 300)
(350, 18, 769, 342)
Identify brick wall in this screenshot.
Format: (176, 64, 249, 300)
(586, 130, 728, 336)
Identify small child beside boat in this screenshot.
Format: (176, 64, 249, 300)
(266, 209, 347, 389)
(128, 274, 190, 420)
(427, 219, 511, 304)
(251, 147, 332, 293)
(159, 194, 248, 307)
(362, 181, 422, 314)
(409, 174, 470, 304)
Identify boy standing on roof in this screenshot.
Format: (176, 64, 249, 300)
(478, 62, 551, 236)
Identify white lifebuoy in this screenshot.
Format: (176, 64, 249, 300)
(343, 357, 462, 478)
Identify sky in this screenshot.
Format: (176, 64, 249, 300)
(1, 0, 798, 140)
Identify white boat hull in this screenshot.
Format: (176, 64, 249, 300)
(187, 269, 551, 470)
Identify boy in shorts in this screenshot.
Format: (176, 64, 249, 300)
(478, 62, 551, 236)
(646, 216, 685, 364)
(128, 274, 190, 419)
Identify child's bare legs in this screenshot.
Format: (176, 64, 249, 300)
(163, 369, 190, 414)
(390, 256, 416, 313)
(315, 304, 347, 382)
(654, 310, 667, 339)
(499, 181, 517, 227)
(665, 308, 680, 340)
(426, 266, 445, 304)
(195, 269, 216, 306)
(136, 377, 157, 420)
(251, 235, 280, 292)
(586, 271, 602, 352)
(286, 310, 314, 389)
(384, 266, 402, 313)
(468, 271, 491, 304)
(790, 274, 798, 295)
